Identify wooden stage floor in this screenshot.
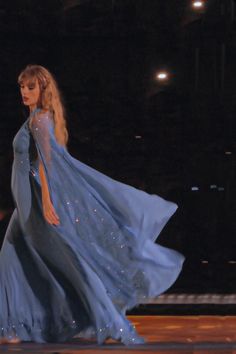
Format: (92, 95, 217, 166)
(1, 316, 236, 353)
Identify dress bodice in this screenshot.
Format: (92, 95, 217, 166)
(12, 119, 30, 155)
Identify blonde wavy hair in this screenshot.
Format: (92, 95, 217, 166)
(18, 64, 68, 146)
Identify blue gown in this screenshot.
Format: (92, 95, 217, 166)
(0, 108, 184, 345)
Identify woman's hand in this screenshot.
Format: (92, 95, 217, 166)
(38, 161, 60, 225)
(42, 197, 60, 226)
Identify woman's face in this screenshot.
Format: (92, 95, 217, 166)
(19, 78, 41, 111)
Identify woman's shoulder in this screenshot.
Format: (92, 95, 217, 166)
(35, 108, 53, 119)
(30, 109, 54, 130)
(31, 108, 53, 121)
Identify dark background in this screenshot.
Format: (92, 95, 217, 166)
(1, 0, 236, 297)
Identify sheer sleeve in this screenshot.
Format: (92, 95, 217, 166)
(29, 111, 54, 194)
(30, 111, 53, 164)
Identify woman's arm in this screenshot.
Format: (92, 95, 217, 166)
(39, 157, 60, 226)
(30, 111, 60, 226)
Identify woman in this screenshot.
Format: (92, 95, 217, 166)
(0, 64, 184, 345)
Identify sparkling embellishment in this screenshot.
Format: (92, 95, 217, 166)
(119, 328, 123, 332)
(66, 201, 70, 205)
(93, 209, 97, 212)
(75, 218, 79, 223)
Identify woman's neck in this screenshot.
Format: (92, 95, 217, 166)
(30, 106, 40, 116)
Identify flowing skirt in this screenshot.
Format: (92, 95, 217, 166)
(0, 150, 184, 344)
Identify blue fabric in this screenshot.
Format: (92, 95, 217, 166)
(0, 108, 184, 344)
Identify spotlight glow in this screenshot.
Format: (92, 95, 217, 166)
(192, 1, 204, 8)
(156, 72, 169, 81)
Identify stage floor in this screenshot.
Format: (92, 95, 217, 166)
(1, 316, 236, 353)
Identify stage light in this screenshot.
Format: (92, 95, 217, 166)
(192, 1, 204, 9)
(191, 186, 199, 191)
(156, 71, 169, 82)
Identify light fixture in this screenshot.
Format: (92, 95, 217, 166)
(191, 186, 199, 191)
(192, 1, 204, 9)
(156, 71, 169, 82)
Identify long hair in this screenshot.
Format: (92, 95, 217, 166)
(18, 64, 68, 146)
